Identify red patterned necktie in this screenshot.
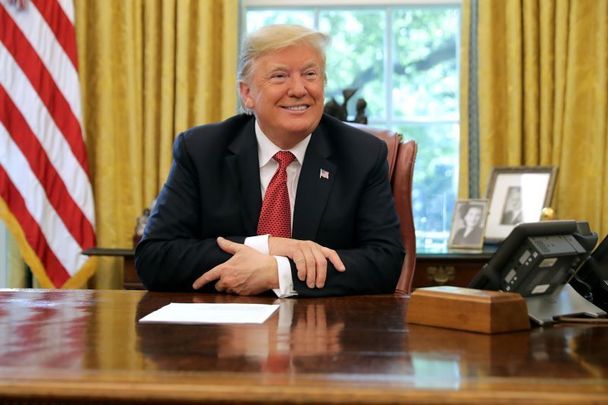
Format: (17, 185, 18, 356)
(257, 151, 296, 238)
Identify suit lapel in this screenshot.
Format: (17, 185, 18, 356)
(226, 120, 261, 234)
(293, 124, 336, 240)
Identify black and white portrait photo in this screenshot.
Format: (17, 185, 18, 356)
(484, 166, 557, 242)
(448, 200, 489, 249)
(500, 186, 523, 225)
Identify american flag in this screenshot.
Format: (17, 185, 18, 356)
(0, 0, 96, 288)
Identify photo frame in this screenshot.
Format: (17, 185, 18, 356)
(448, 199, 489, 250)
(484, 166, 558, 243)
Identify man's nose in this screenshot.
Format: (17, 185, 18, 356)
(287, 76, 307, 97)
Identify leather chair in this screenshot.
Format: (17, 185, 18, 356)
(349, 123, 418, 296)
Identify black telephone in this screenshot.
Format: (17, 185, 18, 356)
(468, 221, 605, 324)
(570, 234, 608, 312)
(469, 220, 597, 296)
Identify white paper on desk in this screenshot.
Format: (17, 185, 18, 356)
(138, 303, 280, 324)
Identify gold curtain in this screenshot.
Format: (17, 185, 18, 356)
(462, 0, 608, 237)
(458, 0, 472, 198)
(73, 0, 238, 288)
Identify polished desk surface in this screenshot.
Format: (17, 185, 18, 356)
(1, 289, 607, 404)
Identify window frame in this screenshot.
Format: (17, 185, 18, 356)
(240, 0, 464, 247)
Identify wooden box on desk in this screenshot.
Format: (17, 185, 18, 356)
(406, 286, 530, 334)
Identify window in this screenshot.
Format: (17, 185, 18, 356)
(242, 1, 461, 248)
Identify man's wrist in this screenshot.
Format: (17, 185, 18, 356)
(273, 256, 297, 297)
(268, 255, 280, 289)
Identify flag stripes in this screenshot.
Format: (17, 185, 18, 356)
(0, 164, 70, 287)
(1, 17, 88, 174)
(31, 0, 79, 69)
(1, 4, 87, 171)
(0, 0, 96, 288)
(0, 123, 83, 287)
(0, 87, 95, 247)
(2, 1, 81, 118)
(0, 42, 94, 225)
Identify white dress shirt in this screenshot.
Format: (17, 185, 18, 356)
(244, 120, 311, 297)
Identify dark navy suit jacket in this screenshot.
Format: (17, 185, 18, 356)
(135, 113, 404, 296)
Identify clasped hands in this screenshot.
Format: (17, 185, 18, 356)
(192, 236, 345, 295)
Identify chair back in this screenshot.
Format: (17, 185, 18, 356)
(349, 123, 418, 295)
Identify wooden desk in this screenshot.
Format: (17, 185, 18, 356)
(0, 289, 607, 404)
(414, 245, 497, 288)
(86, 245, 498, 291)
(83, 247, 140, 289)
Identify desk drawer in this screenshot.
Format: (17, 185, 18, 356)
(414, 257, 487, 288)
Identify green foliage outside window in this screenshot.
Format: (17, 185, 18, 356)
(246, 5, 460, 247)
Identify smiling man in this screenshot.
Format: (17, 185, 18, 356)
(135, 25, 404, 297)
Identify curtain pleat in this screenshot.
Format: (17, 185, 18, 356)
(458, 0, 471, 198)
(464, 0, 607, 237)
(72, 0, 238, 288)
(558, 0, 608, 237)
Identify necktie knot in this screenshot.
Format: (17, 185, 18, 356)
(273, 151, 295, 170)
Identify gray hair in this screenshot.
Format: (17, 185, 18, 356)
(238, 25, 330, 112)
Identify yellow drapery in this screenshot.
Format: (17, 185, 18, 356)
(458, 0, 472, 198)
(72, 0, 238, 288)
(461, 0, 608, 237)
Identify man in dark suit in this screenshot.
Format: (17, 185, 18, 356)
(135, 25, 404, 297)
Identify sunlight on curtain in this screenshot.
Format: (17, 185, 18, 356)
(472, 0, 607, 237)
(71, 0, 238, 288)
(458, 0, 471, 198)
(1, 223, 26, 288)
(6, 232, 26, 287)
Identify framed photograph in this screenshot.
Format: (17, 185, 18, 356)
(484, 166, 558, 242)
(448, 199, 489, 249)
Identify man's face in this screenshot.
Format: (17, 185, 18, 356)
(464, 206, 482, 227)
(239, 45, 325, 148)
(507, 189, 522, 211)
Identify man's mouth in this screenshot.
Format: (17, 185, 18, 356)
(282, 105, 309, 111)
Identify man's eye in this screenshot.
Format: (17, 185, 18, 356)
(305, 71, 318, 79)
(270, 73, 287, 81)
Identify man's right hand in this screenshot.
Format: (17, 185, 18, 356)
(268, 237, 346, 289)
(192, 237, 278, 295)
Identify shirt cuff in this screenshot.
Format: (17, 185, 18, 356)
(244, 234, 270, 254)
(272, 256, 297, 298)
(244, 235, 296, 297)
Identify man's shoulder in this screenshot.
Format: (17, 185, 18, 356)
(171, 114, 255, 162)
(181, 114, 253, 142)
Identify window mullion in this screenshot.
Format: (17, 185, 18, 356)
(385, 7, 393, 127)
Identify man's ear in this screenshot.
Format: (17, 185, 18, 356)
(239, 82, 254, 109)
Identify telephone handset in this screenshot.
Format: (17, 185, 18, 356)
(570, 234, 608, 312)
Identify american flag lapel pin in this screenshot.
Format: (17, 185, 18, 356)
(319, 169, 330, 180)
